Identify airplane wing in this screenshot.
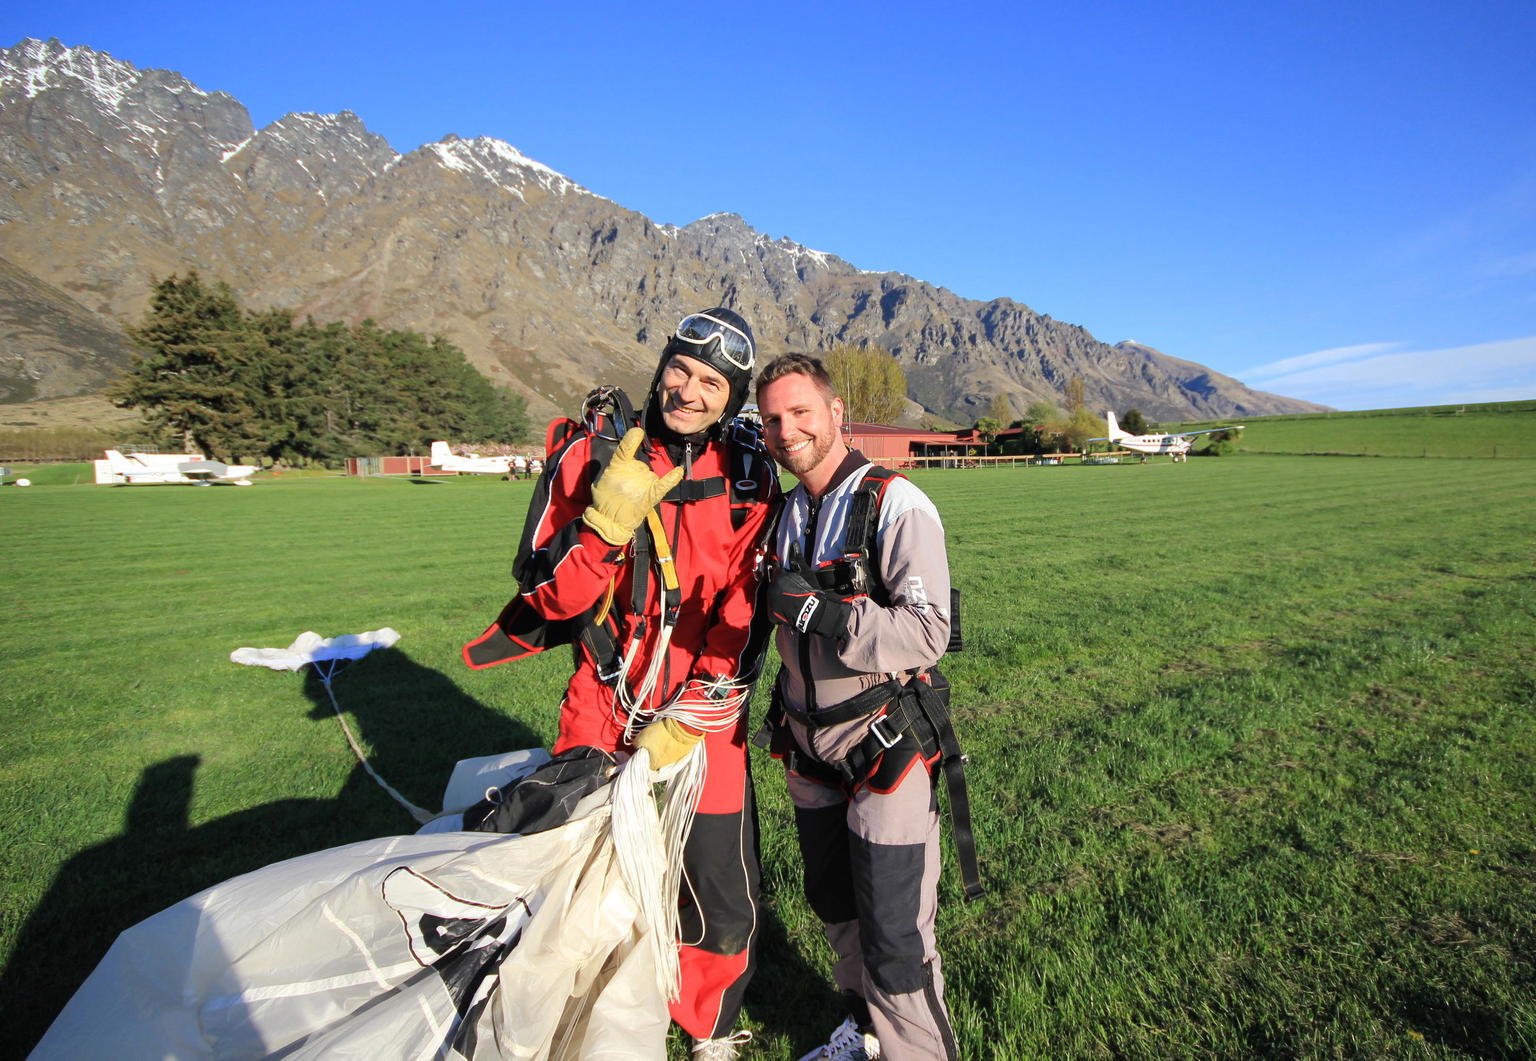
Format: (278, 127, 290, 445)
(1167, 425, 1245, 438)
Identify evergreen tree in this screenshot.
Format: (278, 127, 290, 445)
(110, 273, 270, 462)
(110, 275, 530, 466)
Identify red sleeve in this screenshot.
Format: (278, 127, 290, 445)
(516, 433, 628, 621)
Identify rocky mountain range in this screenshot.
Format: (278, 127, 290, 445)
(0, 37, 1330, 424)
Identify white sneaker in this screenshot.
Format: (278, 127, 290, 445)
(692, 1029, 752, 1060)
(796, 1016, 881, 1061)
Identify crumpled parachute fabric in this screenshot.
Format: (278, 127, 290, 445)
(229, 628, 402, 672)
(31, 774, 671, 1060)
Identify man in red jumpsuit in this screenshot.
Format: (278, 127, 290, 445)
(504, 308, 778, 1059)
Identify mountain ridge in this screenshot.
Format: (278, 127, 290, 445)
(0, 37, 1331, 423)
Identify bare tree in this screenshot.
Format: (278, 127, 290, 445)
(823, 343, 907, 424)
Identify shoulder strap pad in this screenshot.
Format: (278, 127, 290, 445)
(843, 466, 902, 560)
(816, 465, 901, 602)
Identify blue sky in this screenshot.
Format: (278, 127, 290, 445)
(6, 0, 1535, 410)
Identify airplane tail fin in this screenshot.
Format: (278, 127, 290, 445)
(1104, 411, 1129, 440)
(429, 441, 453, 466)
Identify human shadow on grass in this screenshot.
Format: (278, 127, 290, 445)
(1, 648, 542, 1059)
(745, 873, 855, 1057)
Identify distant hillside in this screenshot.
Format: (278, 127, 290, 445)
(0, 37, 1331, 424)
(0, 255, 138, 402)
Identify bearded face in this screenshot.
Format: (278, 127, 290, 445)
(758, 373, 844, 479)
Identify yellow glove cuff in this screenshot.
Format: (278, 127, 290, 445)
(633, 716, 704, 769)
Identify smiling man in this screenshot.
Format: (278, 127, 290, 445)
(755, 353, 960, 1061)
(471, 307, 779, 1060)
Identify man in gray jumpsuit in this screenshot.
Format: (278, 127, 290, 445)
(755, 354, 958, 1061)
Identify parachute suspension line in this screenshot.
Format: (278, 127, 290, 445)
(614, 507, 684, 739)
(611, 749, 684, 1000)
(312, 659, 435, 825)
(659, 745, 706, 936)
(615, 624, 677, 742)
(661, 677, 753, 733)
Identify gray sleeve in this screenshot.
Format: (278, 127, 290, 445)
(836, 495, 951, 674)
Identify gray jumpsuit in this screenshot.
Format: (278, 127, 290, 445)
(771, 451, 958, 1061)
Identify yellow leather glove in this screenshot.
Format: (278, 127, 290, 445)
(633, 716, 703, 769)
(582, 428, 685, 546)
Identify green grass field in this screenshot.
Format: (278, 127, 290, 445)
(3, 458, 1534, 1059)
(1175, 400, 1536, 459)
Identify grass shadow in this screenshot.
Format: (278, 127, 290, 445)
(745, 886, 847, 1056)
(2, 650, 540, 1058)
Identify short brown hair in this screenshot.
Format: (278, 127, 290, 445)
(755, 353, 835, 401)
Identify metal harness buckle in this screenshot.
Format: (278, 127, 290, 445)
(869, 712, 903, 750)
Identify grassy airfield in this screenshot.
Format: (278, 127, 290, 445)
(1177, 398, 1536, 459)
(2, 441, 1534, 1057)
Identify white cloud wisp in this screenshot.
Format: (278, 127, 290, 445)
(1244, 336, 1536, 410)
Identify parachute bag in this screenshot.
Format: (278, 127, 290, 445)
(463, 746, 616, 835)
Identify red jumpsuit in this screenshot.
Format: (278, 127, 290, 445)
(515, 424, 778, 1041)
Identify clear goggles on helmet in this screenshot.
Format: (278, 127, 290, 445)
(673, 312, 755, 371)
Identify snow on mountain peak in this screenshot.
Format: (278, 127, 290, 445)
(1, 37, 203, 110)
(754, 232, 833, 269)
(426, 135, 591, 200)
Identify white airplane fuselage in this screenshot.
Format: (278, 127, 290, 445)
(428, 441, 516, 474)
(1116, 434, 1196, 455)
(96, 450, 258, 485)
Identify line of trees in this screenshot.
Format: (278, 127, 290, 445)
(109, 273, 528, 465)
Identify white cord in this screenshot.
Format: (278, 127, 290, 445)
(314, 663, 434, 825)
(615, 624, 676, 741)
(611, 747, 690, 1000)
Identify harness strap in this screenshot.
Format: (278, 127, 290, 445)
(645, 509, 680, 592)
(759, 669, 984, 901)
(907, 678, 984, 901)
(663, 476, 726, 503)
(594, 576, 617, 625)
(852, 678, 983, 901)
(782, 676, 902, 728)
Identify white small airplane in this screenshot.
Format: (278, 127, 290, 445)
(95, 449, 259, 485)
(429, 440, 518, 475)
(1087, 411, 1245, 462)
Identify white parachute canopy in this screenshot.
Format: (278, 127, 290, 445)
(29, 626, 707, 1057)
(31, 752, 690, 1060)
(230, 627, 402, 674)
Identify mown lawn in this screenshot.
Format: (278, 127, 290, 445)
(2, 457, 1533, 1059)
(1174, 402, 1536, 459)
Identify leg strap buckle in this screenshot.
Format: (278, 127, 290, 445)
(869, 712, 904, 750)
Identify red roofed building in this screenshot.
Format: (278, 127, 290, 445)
(841, 423, 968, 467)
